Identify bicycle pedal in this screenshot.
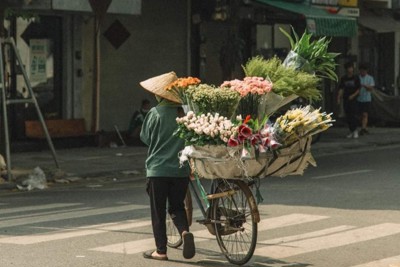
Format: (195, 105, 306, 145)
(196, 219, 211, 225)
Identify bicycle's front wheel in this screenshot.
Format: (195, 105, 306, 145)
(211, 179, 258, 265)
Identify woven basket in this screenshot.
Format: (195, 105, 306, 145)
(188, 137, 315, 179)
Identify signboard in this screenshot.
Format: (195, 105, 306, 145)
(21, 0, 51, 9)
(338, 0, 358, 7)
(306, 19, 317, 34)
(52, 0, 141, 15)
(337, 7, 359, 17)
(30, 39, 47, 84)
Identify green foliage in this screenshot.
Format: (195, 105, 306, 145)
(186, 84, 241, 119)
(279, 26, 340, 81)
(5, 8, 39, 21)
(243, 56, 321, 102)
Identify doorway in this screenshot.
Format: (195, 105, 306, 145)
(11, 15, 63, 139)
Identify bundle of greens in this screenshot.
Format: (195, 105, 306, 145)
(243, 56, 321, 101)
(280, 27, 340, 81)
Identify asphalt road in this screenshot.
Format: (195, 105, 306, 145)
(0, 144, 400, 267)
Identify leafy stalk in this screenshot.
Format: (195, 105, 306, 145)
(279, 26, 340, 81)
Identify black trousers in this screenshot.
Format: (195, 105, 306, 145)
(147, 177, 189, 254)
(344, 100, 359, 132)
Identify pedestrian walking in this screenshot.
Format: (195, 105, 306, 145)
(337, 62, 361, 138)
(139, 72, 195, 261)
(357, 63, 375, 135)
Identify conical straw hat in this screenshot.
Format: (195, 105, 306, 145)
(139, 72, 181, 103)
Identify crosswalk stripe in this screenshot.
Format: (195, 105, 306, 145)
(351, 255, 400, 267)
(0, 203, 82, 215)
(0, 219, 152, 245)
(90, 228, 215, 254)
(311, 169, 373, 180)
(257, 213, 329, 231)
(259, 225, 356, 245)
(2, 207, 92, 221)
(90, 213, 329, 254)
(0, 204, 147, 229)
(255, 223, 400, 259)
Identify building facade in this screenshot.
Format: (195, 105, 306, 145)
(2, 0, 400, 148)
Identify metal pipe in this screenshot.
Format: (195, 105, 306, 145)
(0, 37, 12, 179)
(8, 38, 59, 169)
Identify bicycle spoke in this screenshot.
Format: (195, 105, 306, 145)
(212, 179, 258, 265)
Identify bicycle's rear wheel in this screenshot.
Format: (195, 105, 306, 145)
(211, 179, 258, 265)
(167, 189, 192, 248)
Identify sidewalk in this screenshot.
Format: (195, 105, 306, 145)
(1, 126, 400, 191)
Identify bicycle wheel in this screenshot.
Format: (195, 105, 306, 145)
(211, 179, 258, 265)
(167, 189, 192, 248)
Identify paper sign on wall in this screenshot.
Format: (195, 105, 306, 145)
(30, 39, 47, 84)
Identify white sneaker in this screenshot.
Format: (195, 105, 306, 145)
(346, 132, 353, 138)
(353, 131, 359, 138)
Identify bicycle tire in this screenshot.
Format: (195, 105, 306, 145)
(167, 189, 193, 248)
(211, 179, 258, 265)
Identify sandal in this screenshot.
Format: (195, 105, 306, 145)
(182, 232, 196, 259)
(143, 250, 168, 261)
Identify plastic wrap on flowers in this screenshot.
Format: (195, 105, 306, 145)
(283, 50, 313, 74)
(258, 92, 298, 118)
(183, 137, 315, 179)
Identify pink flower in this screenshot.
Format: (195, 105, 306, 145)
(258, 145, 267, 153)
(269, 139, 280, 150)
(261, 137, 270, 147)
(221, 77, 273, 97)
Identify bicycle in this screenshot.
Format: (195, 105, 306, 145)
(166, 175, 260, 265)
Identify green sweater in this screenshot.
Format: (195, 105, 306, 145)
(140, 105, 189, 178)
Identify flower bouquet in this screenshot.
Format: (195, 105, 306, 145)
(221, 76, 273, 119)
(175, 111, 238, 146)
(185, 84, 241, 119)
(165, 76, 201, 104)
(280, 27, 340, 81)
(227, 115, 280, 159)
(273, 105, 334, 147)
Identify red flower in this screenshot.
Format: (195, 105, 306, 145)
(228, 137, 240, 147)
(250, 134, 261, 146)
(238, 124, 252, 138)
(237, 134, 246, 143)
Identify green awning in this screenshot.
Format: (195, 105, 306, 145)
(256, 0, 358, 37)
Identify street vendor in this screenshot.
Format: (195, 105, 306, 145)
(139, 72, 195, 261)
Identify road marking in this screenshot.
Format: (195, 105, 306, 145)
(255, 223, 400, 259)
(0, 204, 147, 229)
(0, 203, 82, 215)
(257, 214, 329, 231)
(90, 213, 329, 254)
(0, 219, 152, 244)
(311, 169, 373, 180)
(351, 255, 400, 267)
(2, 207, 92, 221)
(259, 225, 355, 245)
